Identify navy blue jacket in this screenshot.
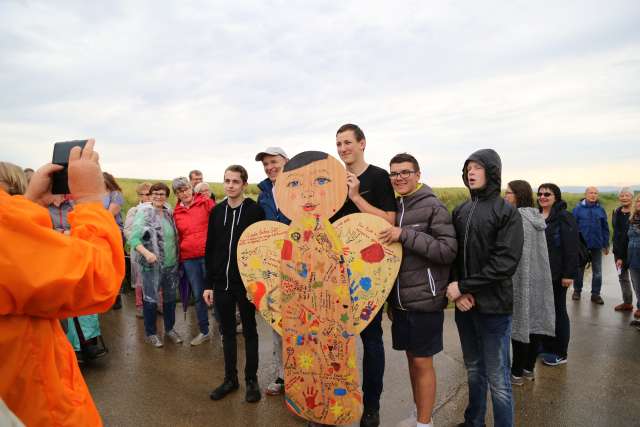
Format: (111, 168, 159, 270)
(572, 200, 610, 249)
(257, 178, 291, 225)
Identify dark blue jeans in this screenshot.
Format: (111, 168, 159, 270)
(455, 310, 514, 427)
(574, 248, 603, 295)
(142, 267, 177, 336)
(360, 310, 385, 411)
(182, 257, 210, 335)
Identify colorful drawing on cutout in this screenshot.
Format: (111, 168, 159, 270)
(237, 151, 401, 425)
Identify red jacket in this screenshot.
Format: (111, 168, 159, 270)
(174, 193, 215, 261)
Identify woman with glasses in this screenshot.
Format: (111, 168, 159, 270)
(129, 182, 182, 347)
(504, 180, 555, 384)
(124, 182, 158, 318)
(536, 183, 579, 367)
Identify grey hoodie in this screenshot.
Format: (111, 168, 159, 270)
(390, 184, 458, 312)
(511, 207, 555, 343)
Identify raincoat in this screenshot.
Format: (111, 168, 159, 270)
(0, 189, 125, 427)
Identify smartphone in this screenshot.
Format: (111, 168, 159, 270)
(52, 140, 88, 194)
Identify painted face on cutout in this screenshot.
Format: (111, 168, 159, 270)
(275, 153, 347, 221)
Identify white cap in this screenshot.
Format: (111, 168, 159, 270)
(255, 146, 288, 161)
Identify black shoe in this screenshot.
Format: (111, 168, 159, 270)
(112, 294, 122, 310)
(245, 379, 261, 403)
(572, 291, 581, 301)
(591, 294, 604, 305)
(209, 377, 239, 400)
(360, 408, 380, 427)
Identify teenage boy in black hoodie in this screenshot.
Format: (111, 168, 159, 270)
(203, 165, 265, 403)
(446, 149, 523, 427)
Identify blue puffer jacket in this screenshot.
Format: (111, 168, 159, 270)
(257, 178, 291, 225)
(572, 199, 610, 249)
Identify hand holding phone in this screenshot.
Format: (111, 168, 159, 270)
(52, 140, 88, 194)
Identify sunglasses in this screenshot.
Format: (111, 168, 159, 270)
(537, 192, 553, 198)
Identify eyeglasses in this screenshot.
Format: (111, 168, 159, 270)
(176, 187, 191, 194)
(137, 192, 150, 196)
(537, 192, 552, 198)
(151, 192, 167, 197)
(389, 170, 416, 179)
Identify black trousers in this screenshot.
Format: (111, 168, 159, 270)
(545, 279, 570, 358)
(511, 334, 544, 376)
(214, 286, 259, 382)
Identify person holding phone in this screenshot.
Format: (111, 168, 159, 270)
(0, 140, 125, 426)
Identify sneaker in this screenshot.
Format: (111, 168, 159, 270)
(190, 332, 210, 346)
(614, 303, 633, 311)
(209, 377, 239, 400)
(360, 408, 380, 427)
(165, 329, 183, 344)
(245, 379, 262, 403)
(542, 354, 567, 366)
(522, 369, 535, 381)
(572, 291, 581, 300)
(511, 374, 524, 386)
(145, 334, 163, 348)
(266, 378, 284, 396)
(634, 309, 640, 319)
(135, 307, 143, 318)
(630, 319, 640, 327)
(591, 294, 604, 305)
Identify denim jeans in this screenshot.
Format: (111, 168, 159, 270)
(574, 248, 603, 295)
(360, 310, 385, 411)
(182, 257, 210, 335)
(629, 269, 640, 309)
(455, 310, 514, 427)
(215, 286, 259, 381)
(142, 267, 177, 336)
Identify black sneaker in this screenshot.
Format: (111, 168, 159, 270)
(245, 379, 262, 403)
(591, 294, 604, 305)
(209, 377, 239, 400)
(360, 408, 380, 427)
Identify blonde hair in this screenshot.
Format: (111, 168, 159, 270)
(194, 182, 210, 193)
(136, 182, 152, 194)
(0, 162, 28, 195)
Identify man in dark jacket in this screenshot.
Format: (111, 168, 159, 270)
(572, 187, 610, 304)
(446, 149, 523, 427)
(379, 153, 457, 427)
(255, 146, 290, 396)
(203, 165, 265, 404)
(612, 187, 634, 311)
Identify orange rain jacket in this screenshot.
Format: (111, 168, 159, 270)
(0, 189, 125, 427)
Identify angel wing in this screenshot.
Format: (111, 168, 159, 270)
(237, 220, 289, 335)
(332, 213, 402, 333)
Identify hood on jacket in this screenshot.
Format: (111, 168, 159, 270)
(462, 148, 502, 199)
(579, 198, 601, 208)
(257, 177, 274, 192)
(519, 207, 546, 231)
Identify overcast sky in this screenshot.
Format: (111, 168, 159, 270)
(1, 0, 639, 187)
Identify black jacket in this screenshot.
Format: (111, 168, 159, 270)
(612, 207, 631, 267)
(204, 198, 264, 291)
(543, 201, 579, 281)
(451, 149, 523, 314)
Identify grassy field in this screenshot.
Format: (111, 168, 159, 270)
(116, 177, 621, 228)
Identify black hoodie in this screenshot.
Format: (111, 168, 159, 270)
(451, 149, 524, 314)
(204, 198, 264, 291)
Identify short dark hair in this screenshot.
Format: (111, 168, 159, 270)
(336, 123, 365, 141)
(224, 165, 248, 184)
(508, 180, 534, 208)
(103, 172, 122, 192)
(149, 182, 170, 196)
(389, 153, 420, 172)
(283, 151, 328, 173)
(189, 170, 202, 180)
(537, 182, 562, 205)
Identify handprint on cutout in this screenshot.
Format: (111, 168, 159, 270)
(303, 386, 320, 410)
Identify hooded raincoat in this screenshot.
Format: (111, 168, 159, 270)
(0, 190, 125, 427)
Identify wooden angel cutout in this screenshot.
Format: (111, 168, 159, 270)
(237, 151, 401, 425)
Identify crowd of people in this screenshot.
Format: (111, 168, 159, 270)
(1, 127, 639, 427)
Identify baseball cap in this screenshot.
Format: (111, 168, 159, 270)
(255, 147, 288, 161)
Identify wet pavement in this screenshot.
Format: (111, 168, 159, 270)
(85, 253, 640, 426)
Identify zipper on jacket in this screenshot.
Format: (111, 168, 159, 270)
(427, 267, 436, 297)
(224, 202, 244, 291)
(396, 197, 406, 310)
(463, 198, 479, 278)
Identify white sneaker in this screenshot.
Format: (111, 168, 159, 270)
(145, 334, 163, 348)
(190, 332, 210, 346)
(166, 329, 183, 344)
(265, 379, 284, 396)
